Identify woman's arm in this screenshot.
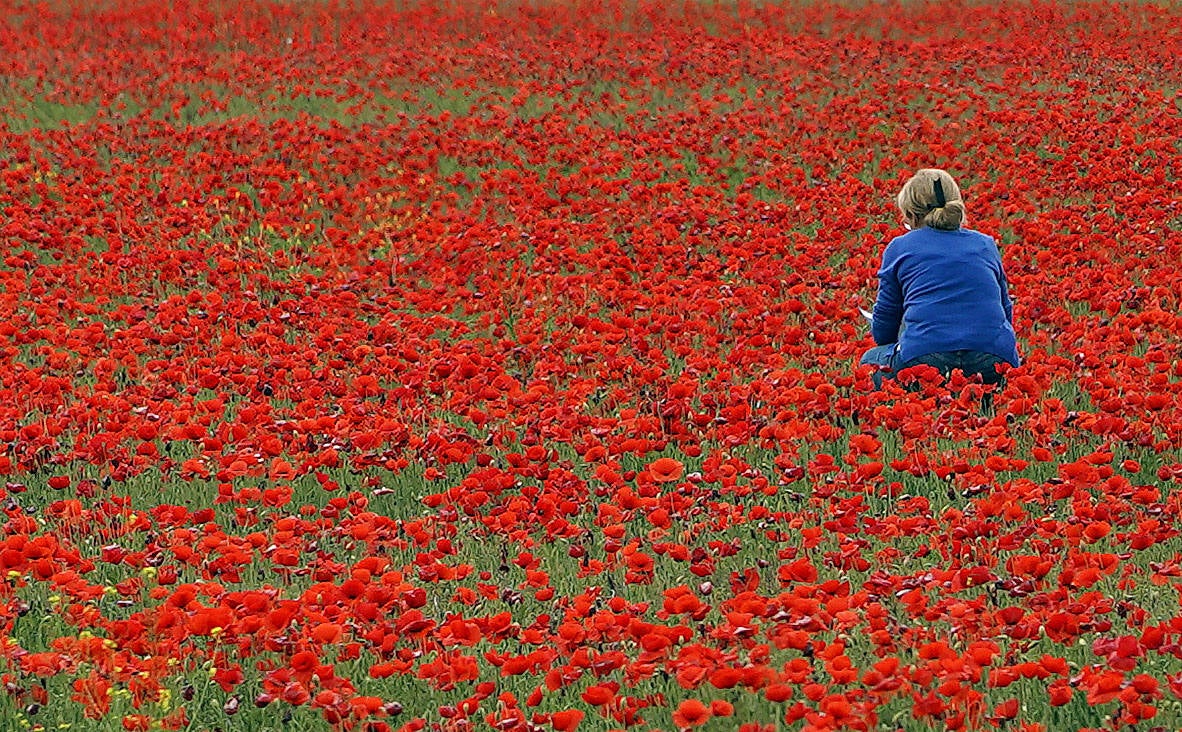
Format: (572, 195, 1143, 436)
(992, 240, 1014, 323)
(999, 269, 1014, 323)
(871, 259, 903, 345)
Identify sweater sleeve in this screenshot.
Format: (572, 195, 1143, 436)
(871, 251, 903, 345)
(999, 268, 1014, 323)
(991, 240, 1014, 323)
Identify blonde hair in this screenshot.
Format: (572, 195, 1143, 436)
(897, 169, 965, 231)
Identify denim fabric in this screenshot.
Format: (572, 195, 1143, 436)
(859, 345, 900, 390)
(860, 347, 1005, 389)
(899, 350, 1005, 385)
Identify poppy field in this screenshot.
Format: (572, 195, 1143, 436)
(2, 0, 1182, 730)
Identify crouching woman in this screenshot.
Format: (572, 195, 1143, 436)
(861, 169, 1019, 389)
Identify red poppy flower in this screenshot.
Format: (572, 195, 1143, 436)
(580, 684, 615, 707)
(550, 709, 584, 731)
(647, 457, 685, 483)
(672, 699, 711, 728)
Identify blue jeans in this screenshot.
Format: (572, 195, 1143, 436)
(860, 346, 1005, 389)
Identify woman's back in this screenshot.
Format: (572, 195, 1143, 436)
(873, 226, 1018, 366)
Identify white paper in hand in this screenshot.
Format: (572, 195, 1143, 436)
(859, 307, 874, 322)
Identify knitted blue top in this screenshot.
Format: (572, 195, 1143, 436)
(871, 226, 1019, 366)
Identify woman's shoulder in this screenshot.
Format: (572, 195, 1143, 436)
(962, 229, 1003, 258)
(884, 227, 996, 257)
(890, 227, 974, 246)
(929, 227, 999, 251)
(882, 231, 916, 259)
(883, 228, 934, 257)
(958, 227, 997, 244)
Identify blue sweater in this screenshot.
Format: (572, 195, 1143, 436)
(872, 227, 1019, 366)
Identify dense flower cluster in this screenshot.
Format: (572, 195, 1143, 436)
(1, 0, 1181, 730)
